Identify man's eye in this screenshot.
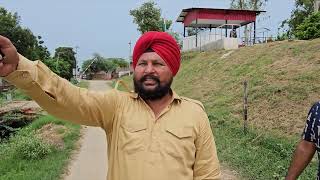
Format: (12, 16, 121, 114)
(154, 62, 164, 66)
(138, 62, 147, 66)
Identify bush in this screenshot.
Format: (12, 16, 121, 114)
(294, 12, 320, 40)
(10, 134, 52, 160)
(70, 77, 79, 85)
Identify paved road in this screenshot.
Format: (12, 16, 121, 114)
(64, 80, 110, 180)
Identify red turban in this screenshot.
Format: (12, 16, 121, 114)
(132, 31, 181, 76)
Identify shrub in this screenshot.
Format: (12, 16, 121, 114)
(10, 134, 52, 160)
(294, 12, 320, 40)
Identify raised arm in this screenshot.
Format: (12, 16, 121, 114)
(0, 35, 117, 131)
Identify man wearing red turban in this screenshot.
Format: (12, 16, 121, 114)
(0, 32, 221, 180)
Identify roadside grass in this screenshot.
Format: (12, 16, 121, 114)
(112, 76, 133, 91)
(0, 88, 31, 104)
(0, 115, 81, 180)
(77, 80, 89, 88)
(209, 103, 317, 179)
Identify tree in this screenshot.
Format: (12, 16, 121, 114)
(81, 54, 123, 77)
(53, 47, 76, 80)
(230, 0, 268, 43)
(294, 12, 320, 40)
(167, 31, 182, 48)
(231, 0, 267, 10)
(159, 17, 172, 32)
(130, 1, 171, 34)
(281, 0, 315, 37)
(44, 58, 71, 79)
(107, 58, 129, 68)
(0, 7, 50, 60)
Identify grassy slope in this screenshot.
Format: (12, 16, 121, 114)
(174, 39, 320, 137)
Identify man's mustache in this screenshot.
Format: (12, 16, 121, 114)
(140, 75, 160, 84)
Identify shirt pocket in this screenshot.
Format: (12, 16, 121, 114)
(164, 126, 196, 160)
(118, 121, 147, 155)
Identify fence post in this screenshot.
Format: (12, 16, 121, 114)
(243, 80, 248, 134)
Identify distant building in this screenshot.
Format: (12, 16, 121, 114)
(92, 71, 112, 80)
(176, 8, 266, 51)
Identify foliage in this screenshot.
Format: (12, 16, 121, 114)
(82, 54, 129, 77)
(50, 47, 76, 80)
(230, 0, 268, 43)
(129, 1, 172, 34)
(281, 0, 315, 36)
(44, 57, 72, 80)
(187, 28, 197, 36)
(294, 12, 320, 40)
(70, 78, 79, 85)
(107, 57, 129, 68)
(230, 0, 268, 10)
(167, 31, 182, 48)
(0, 7, 50, 60)
(0, 115, 81, 180)
(10, 134, 52, 160)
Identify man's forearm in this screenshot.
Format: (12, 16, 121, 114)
(286, 140, 316, 180)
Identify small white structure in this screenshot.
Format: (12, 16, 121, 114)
(176, 8, 266, 52)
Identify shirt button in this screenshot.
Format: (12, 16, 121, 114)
(22, 72, 28, 78)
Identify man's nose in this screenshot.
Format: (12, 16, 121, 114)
(144, 63, 155, 73)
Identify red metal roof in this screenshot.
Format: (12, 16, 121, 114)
(177, 8, 266, 28)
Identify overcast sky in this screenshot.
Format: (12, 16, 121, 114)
(0, 0, 295, 65)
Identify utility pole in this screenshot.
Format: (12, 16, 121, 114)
(128, 41, 132, 76)
(74, 46, 79, 79)
(81, 56, 97, 79)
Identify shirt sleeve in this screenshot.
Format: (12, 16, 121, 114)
(194, 111, 221, 180)
(302, 102, 320, 143)
(3, 54, 118, 131)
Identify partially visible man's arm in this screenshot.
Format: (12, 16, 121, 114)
(0, 35, 117, 131)
(286, 102, 320, 180)
(193, 111, 221, 180)
(286, 140, 316, 180)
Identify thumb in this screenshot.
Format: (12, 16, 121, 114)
(0, 35, 19, 65)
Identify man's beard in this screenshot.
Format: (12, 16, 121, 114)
(134, 74, 173, 101)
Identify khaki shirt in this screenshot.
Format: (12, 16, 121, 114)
(4, 55, 221, 180)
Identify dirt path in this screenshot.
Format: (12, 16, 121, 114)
(64, 80, 109, 180)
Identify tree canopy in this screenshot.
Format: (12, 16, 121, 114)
(294, 12, 320, 40)
(81, 54, 129, 77)
(0, 7, 50, 60)
(129, 1, 172, 34)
